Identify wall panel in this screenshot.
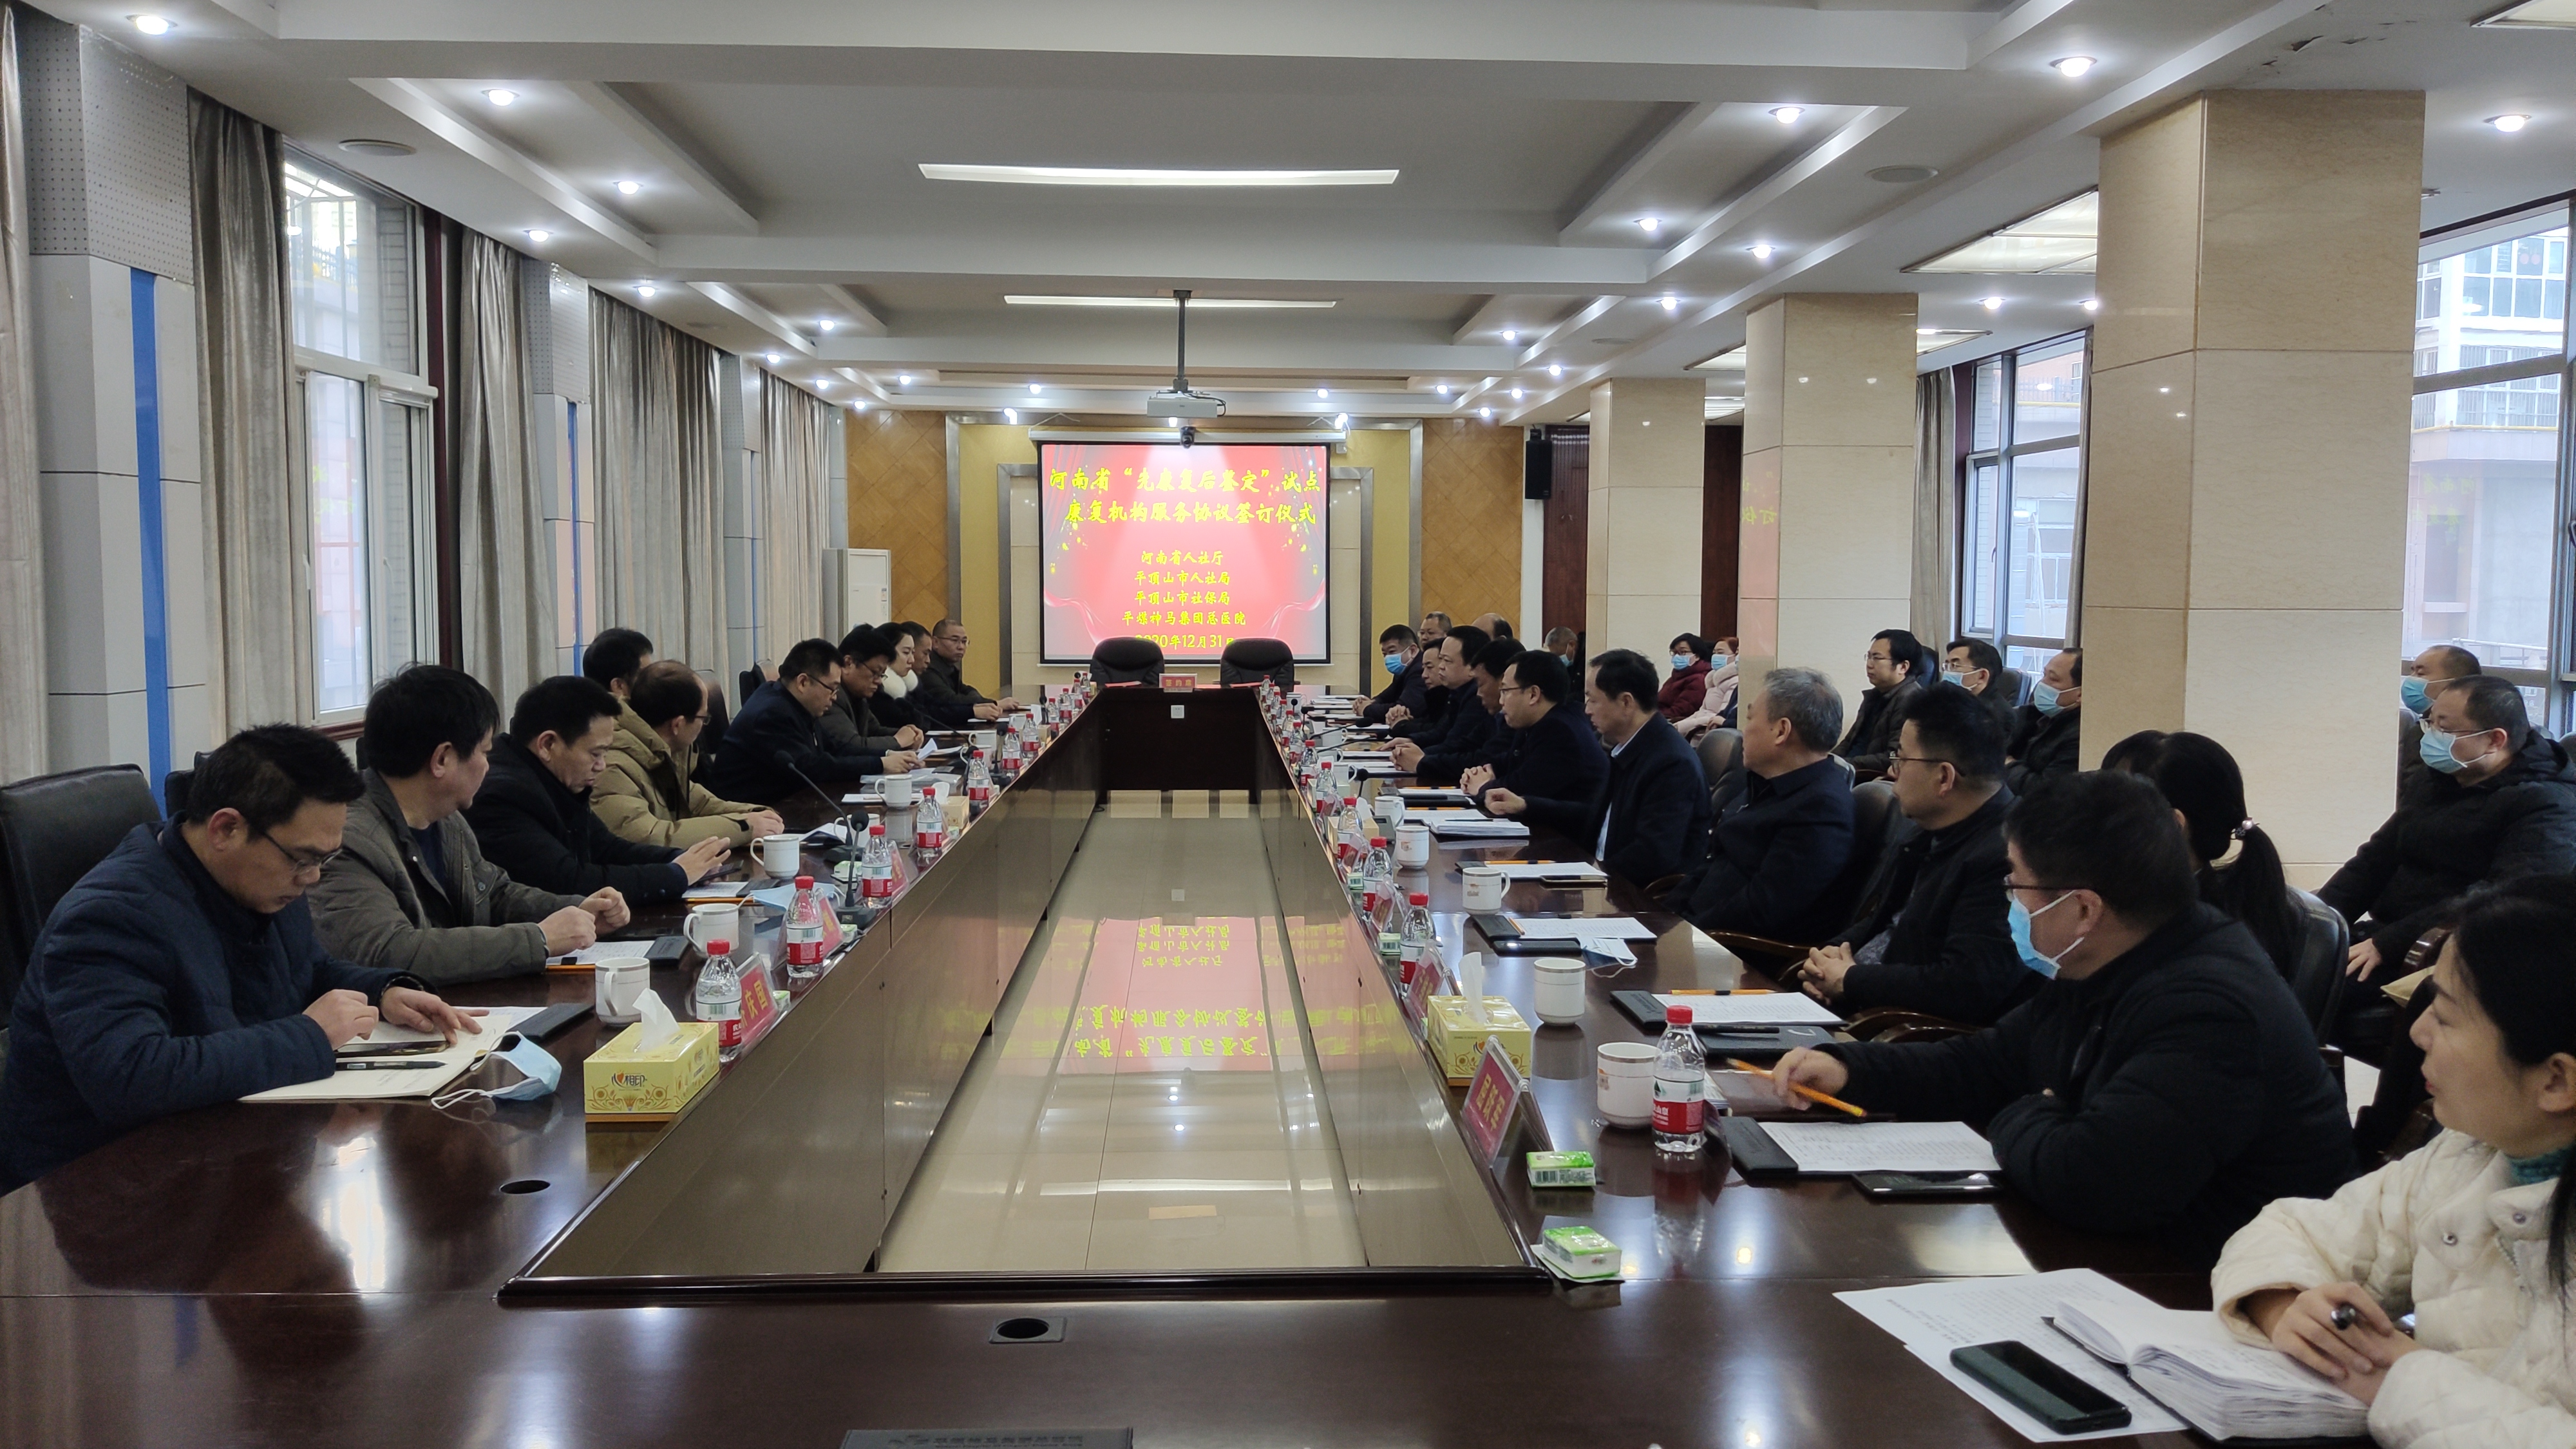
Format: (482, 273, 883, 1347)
(846, 409, 949, 629)
(1419, 417, 1522, 629)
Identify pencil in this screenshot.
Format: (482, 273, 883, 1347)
(1727, 1057, 1866, 1117)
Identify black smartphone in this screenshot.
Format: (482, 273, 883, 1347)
(1855, 1171, 1998, 1199)
(643, 934, 688, 964)
(1949, 1341, 2131, 1434)
(513, 1001, 592, 1042)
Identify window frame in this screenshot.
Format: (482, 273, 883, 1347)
(1951, 329, 2093, 670)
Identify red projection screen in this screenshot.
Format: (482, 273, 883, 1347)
(1039, 440, 1330, 664)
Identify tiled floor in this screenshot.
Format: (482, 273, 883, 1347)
(877, 792, 1363, 1272)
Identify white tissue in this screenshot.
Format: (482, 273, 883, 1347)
(636, 983, 680, 1052)
(1459, 952, 1490, 1025)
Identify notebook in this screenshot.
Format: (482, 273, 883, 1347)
(2050, 1296, 2369, 1442)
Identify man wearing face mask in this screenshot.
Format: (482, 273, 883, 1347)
(2005, 647, 2083, 793)
(1660, 634, 1714, 721)
(1387, 625, 1490, 756)
(2396, 644, 2481, 784)
(1770, 770, 2353, 1263)
(1942, 636, 2021, 744)
(2324, 675, 2576, 991)
(1379, 613, 1452, 730)
(1361, 623, 1426, 726)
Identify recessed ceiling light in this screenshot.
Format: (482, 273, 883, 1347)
(898, 373, 913, 385)
(2050, 55, 2096, 77)
(1981, 295, 2005, 310)
(484, 88, 519, 107)
(1548, 363, 1563, 378)
(616, 180, 642, 196)
(852, 400, 867, 412)
(2490, 113, 2532, 133)
(2081, 298, 2101, 312)
(1770, 106, 1804, 124)
(1508, 386, 1525, 400)
(1005, 407, 1019, 423)
(1333, 412, 1349, 428)
(1029, 383, 1043, 395)
(766, 352, 781, 365)
(1478, 406, 1492, 419)
(130, 15, 172, 35)
(1001, 294, 1335, 309)
(1661, 294, 1680, 312)
(1316, 386, 1330, 399)
(1747, 243, 1776, 261)
(1435, 383, 1451, 396)
(818, 318, 837, 333)
(1638, 216, 1662, 234)
(918, 164, 1399, 187)
(636, 283, 657, 298)
(525, 229, 550, 243)
(1502, 329, 1518, 343)
(813, 378, 831, 388)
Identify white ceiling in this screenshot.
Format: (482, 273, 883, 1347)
(52, 0, 2576, 422)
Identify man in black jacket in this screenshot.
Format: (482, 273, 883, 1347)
(1379, 612, 1452, 730)
(916, 618, 1014, 723)
(1798, 681, 2028, 1025)
(1390, 623, 1481, 742)
(467, 676, 724, 904)
(1942, 636, 2021, 746)
(1408, 636, 1520, 786)
(2005, 647, 2082, 792)
(1772, 770, 2353, 1264)
(1462, 649, 1606, 810)
(705, 638, 904, 804)
(1663, 667, 1856, 941)
(1360, 623, 1427, 726)
(819, 624, 925, 769)
(1835, 628, 1930, 777)
(1485, 649, 1709, 886)
(2324, 674, 2576, 985)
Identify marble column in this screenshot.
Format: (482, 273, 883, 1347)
(1582, 377, 1704, 661)
(1736, 293, 1917, 690)
(2083, 90, 2421, 884)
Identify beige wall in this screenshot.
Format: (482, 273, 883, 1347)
(2084, 90, 2421, 884)
(1584, 377, 1706, 661)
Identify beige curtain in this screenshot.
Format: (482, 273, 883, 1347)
(1911, 369, 1957, 645)
(591, 292, 724, 672)
(189, 91, 302, 740)
(759, 374, 835, 654)
(453, 232, 552, 706)
(0, 8, 43, 781)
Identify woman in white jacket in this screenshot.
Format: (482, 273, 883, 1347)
(2212, 875, 2576, 1448)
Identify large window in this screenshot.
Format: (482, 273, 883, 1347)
(286, 154, 435, 720)
(1955, 333, 2089, 676)
(2409, 202, 2570, 723)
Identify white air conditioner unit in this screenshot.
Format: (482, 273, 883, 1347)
(824, 547, 893, 636)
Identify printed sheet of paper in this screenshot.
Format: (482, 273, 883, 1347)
(1655, 992, 1843, 1026)
(1504, 914, 1657, 941)
(1837, 1269, 2188, 1443)
(1764, 1120, 2002, 1173)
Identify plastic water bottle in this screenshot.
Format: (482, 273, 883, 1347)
(859, 822, 896, 909)
(783, 875, 830, 981)
(1398, 891, 1435, 985)
(1654, 1004, 1708, 1155)
(1338, 797, 1368, 869)
(695, 938, 744, 1061)
(1360, 837, 1395, 916)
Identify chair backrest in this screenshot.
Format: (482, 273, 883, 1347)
(738, 668, 765, 710)
(2285, 887, 2351, 1039)
(0, 764, 162, 1007)
(1092, 636, 1166, 685)
(1993, 667, 2031, 707)
(1695, 728, 1741, 790)
(1822, 780, 1910, 934)
(1218, 636, 1296, 688)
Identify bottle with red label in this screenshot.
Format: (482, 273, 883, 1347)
(1397, 891, 1434, 984)
(694, 938, 744, 1060)
(859, 822, 896, 905)
(1653, 1004, 1708, 1153)
(783, 875, 830, 980)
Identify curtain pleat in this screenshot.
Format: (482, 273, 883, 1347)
(759, 374, 835, 654)
(1911, 370, 1957, 644)
(188, 91, 302, 741)
(453, 232, 552, 707)
(0, 8, 44, 780)
(591, 292, 724, 672)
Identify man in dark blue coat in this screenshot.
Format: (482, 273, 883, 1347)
(1388, 625, 1485, 745)
(0, 726, 479, 1193)
(1462, 648, 1607, 815)
(1359, 623, 1428, 726)
(466, 674, 726, 904)
(1662, 666, 1857, 942)
(1484, 649, 1710, 887)
(703, 637, 900, 804)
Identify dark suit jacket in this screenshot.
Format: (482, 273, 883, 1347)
(1663, 755, 1855, 942)
(464, 736, 687, 904)
(1361, 652, 1427, 725)
(914, 656, 992, 716)
(703, 681, 887, 804)
(1519, 712, 1710, 886)
(1482, 703, 1608, 811)
(1832, 786, 2031, 1025)
(2006, 705, 2081, 793)
(1413, 696, 1502, 786)
(1837, 677, 1922, 776)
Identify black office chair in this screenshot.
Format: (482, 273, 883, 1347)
(1218, 637, 1295, 689)
(0, 764, 164, 1010)
(2284, 887, 2352, 1041)
(1694, 728, 1741, 791)
(739, 667, 766, 709)
(1701, 781, 1912, 971)
(1994, 667, 2031, 708)
(1091, 636, 1166, 685)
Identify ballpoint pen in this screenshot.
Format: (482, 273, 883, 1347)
(336, 1060, 448, 1072)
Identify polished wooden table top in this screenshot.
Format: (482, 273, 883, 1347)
(0, 694, 2206, 1448)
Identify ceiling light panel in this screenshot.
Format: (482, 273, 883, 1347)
(1001, 295, 1336, 309)
(920, 164, 1398, 187)
(2478, 0, 2576, 26)
(1906, 191, 2098, 274)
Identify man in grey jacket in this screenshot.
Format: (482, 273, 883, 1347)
(310, 665, 623, 986)
(820, 624, 924, 768)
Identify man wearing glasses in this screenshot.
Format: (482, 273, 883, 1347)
(1459, 649, 1605, 813)
(594, 660, 781, 849)
(0, 724, 480, 1193)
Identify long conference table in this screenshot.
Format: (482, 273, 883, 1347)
(0, 685, 2210, 1448)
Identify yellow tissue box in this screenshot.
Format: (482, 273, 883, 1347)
(583, 1021, 719, 1122)
(1426, 994, 1532, 1085)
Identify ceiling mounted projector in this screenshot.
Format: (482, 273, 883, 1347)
(1150, 289, 1227, 429)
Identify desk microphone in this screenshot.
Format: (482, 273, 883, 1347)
(774, 750, 862, 863)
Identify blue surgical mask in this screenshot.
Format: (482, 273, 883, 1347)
(1672, 654, 1694, 672)
(1940, 668, 1969, 689)
(2418, 726, 2494, 776)
(2032, 681, 2065, 716)
(2400, 676, 2432, 715)
(1383, 652, 1405, 676)
(430, 1032, 562, 1109)
(2006, 891, 2083, 978)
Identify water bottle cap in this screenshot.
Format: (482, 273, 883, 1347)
(1371, 837, 1387, 847)
(709, 940, 732, 954)
(1666, 1004, 1693, 1025)
(1409, 891, 1428, 905)
(795, 875, 813, 888)
(869, 822, 885, 835)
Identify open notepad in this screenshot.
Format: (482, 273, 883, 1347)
(242, 1005, 543, 1103)
(2052, 1296, 2368, 1441)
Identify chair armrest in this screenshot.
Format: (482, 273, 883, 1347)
(1843, 1008, 1979, 1043)
(1708, 930, 1809, 963)
(1643, 873, 1685, 898)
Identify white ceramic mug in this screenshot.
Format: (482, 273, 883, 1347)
(1596, 1041, 1658, 1127)
(685, 902, 741, 957)
(757, 833, 804, 876)
(1372, 793, 1405, 832)
(971, 729, 998, 753)
(1394, 821, 1432, 869)
(1461, 865, 1505, 911)
(593, 956, 652, 1025)
(881, 774, 918, 809)
(1534, 957, 1587, 1025)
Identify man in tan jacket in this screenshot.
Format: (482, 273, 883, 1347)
(594, 660, 782, 849)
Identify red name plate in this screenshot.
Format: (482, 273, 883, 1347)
(1160, 672, 1198, 690)
(1461, 1037, 1526, 1164)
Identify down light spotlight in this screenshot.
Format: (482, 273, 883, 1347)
(616, 180, 643, 196)
(484, 88, 518, 107)
(2491, 113, 2532, 133)
(1770, 106, 1804, 124)
(130, 14, 172, 35)
(2050, 56, 2096, 78)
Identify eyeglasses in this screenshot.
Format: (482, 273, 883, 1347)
(258, 830, 344, 876)
(2001, 878, 2070, 901)
(1885, 753, 1953, 772)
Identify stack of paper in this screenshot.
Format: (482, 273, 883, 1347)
(2052, 1297, 2368, 1441)
(1416, 808, 1530, 839)
(1837, 1270, 2190, 1443)
(1764, 1121, 1999, 1173)
(1655, 992, 1842, 1027)
(1482, 862, 1609, 884)
(242, 1005, 544, 1102)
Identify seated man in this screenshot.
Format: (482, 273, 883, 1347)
(1388, 625, 1490, 755)
(1797, 681, 2029, 1025)
(2397, 643, 2480, 785)
(1461, 649, 1605, 808)
(1942, 635, 2020, 744)
(1360, 623, 1426, 726)
(313, 665, 622, 985)
(1472, 612, 1514, 640)
(1662, 667, 1855, 942)
(2324, 674, 2576, 990)
(1411, 636, 1522, 786)
(915, 618, 1016, 723)
(704, 638, 907, 804)
(2005, 646, 2082, 793)
(0, 726, 479, 1192)
(467, 675, 730, 904)
(1482, 649, 1709, 886)
(1380, 612, 1453, 730)
(1388, 620, 1472, 739)
(1836, 628, 1931, 778)
(1773, 771, 2354, 1264)
(1540, 625, 1579, 666)
(581, 626, 654, 701)
(820, 625, 927, 764)
(596, 661, 783, 849)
